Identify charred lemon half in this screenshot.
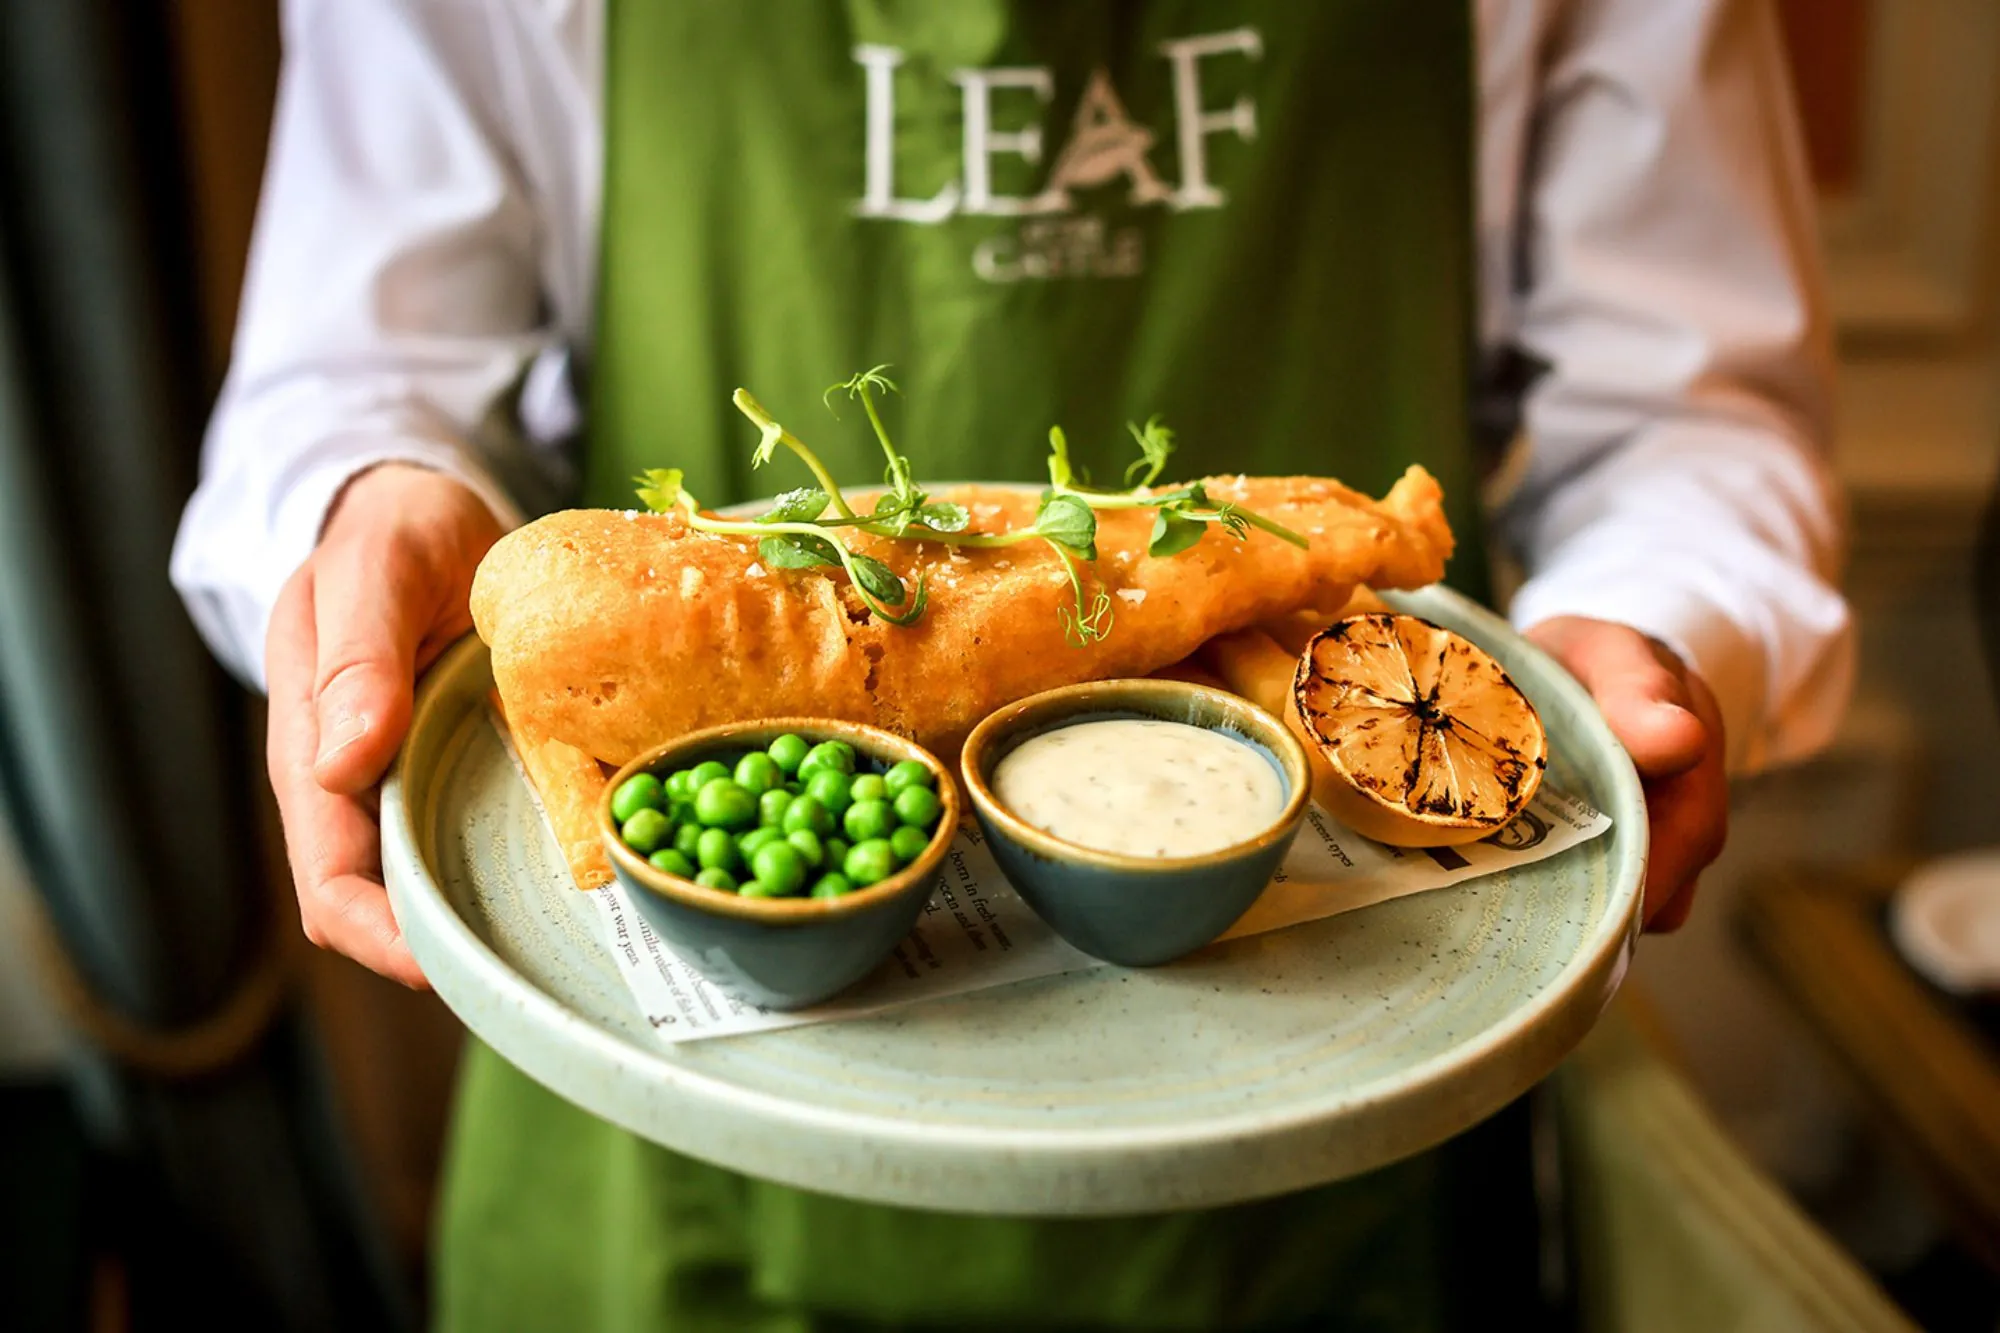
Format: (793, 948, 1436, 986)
(1292, 614, 1546, 847)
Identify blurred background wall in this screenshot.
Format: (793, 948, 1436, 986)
(1, 0, 1993, 1326)
(1639, 0, 2000, 1302)
(166, 1, 466, 1268)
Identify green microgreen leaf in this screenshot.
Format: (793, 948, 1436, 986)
(1124, 416, 1176, 489)
(731, 395, 786, 468)
(1150, 482, 1208, 508)
(916, 501, 969, 533)
(1035, 493, 1098, 559)
(634, 468, 684, 514)
(1211, 502, 1252, 540)
(1148, 509, 1207, 558)
(845, 551, 907, 605)
(758, 533, 842, 569)
(862, 570, 929, 626)
(1045, 426, 1077, 490)
(868, 490, 922, 537)
(761, 487, 829, 525)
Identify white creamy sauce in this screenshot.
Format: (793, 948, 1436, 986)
(991, 718, 1285, 858)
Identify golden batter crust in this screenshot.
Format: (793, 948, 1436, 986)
(472, 469, 1453, 773)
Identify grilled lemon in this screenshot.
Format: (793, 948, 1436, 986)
(1291, 613, 1546, 847)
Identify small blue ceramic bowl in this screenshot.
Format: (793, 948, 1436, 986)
(961, 679, 1313, 967)
(600, 718, 959, 1010)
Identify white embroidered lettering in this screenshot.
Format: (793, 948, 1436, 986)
(853, 45, 959, 223)
(951, 67, 1066, 216)
(856, 30, 1264, 269)
(973, 218, 1146, 285)
(1159, 28, 1262, 211)
(972, 233, 1023, 282)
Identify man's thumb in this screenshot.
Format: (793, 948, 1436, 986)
(1532, 618, 1708, 778)
(311, 542, 431, 793)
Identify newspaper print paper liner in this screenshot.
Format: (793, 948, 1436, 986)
(384, 583, 1647, 1215)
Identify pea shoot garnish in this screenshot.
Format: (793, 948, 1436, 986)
(634, 367, 1308, 644)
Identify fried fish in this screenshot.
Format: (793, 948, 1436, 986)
(492, 695, 616, 890)
(471, 468, 1453, 777)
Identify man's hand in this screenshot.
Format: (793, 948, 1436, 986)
(266, 464, 504, 985)
(1523, 616, 1727, 933)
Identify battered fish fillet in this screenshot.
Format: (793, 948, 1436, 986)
(492, 695, 615, 890)
(471, 468, 1452, 774)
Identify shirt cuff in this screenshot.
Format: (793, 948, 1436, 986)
(271, 432, 525, 555)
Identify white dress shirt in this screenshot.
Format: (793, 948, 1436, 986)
(171, 0, 1853, 775)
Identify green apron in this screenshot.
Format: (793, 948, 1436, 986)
(440, 4, 1508, 1328)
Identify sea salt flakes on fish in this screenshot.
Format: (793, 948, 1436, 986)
(1116, 589, 1147, 605)
(744, 563, 765, 578)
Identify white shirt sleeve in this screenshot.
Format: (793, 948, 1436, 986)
(169, 0, 543, 690)
(1496, 0, 1854, 774)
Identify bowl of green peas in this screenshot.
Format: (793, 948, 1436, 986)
(598, 719, 959, 1009)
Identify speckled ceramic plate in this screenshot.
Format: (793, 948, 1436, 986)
(383, 582, 1645, 1215)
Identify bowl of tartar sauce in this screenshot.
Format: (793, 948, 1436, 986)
(961, 679, 1313, 966)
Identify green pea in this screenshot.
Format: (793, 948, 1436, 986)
(810, 873, 854, 900)
(665, 769, 699, 804)
(748, 841, 807, 896)
(781, 795, 834, 837)
(620, 808, 673, 855)
(798, 740, 856, 779)
(696, 827, 740, 873)
(740, 827, 784, 857)
(648, 849, 695, 878)
(694, 778, 757, 829)
(889, 825, 930, 864)
(611, 772, 665, 823)
(689, 760, 731, 790)
(767, 733, 810, 776)
(785, 829, 825, 869)
(893, 785, 942, 831)
(805, 769, 853, 817)
(844, 799, 894, 843)
(693, 867, 738, 893)
(843, 838, 898, 887)
(825, 836, 851, 868)
(850, 773, 888, 804)
(673, 821, 702, 859)
(734, 752, 781, 796)
(883, 760, 933, 797)
(758, 787, 794, 828)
